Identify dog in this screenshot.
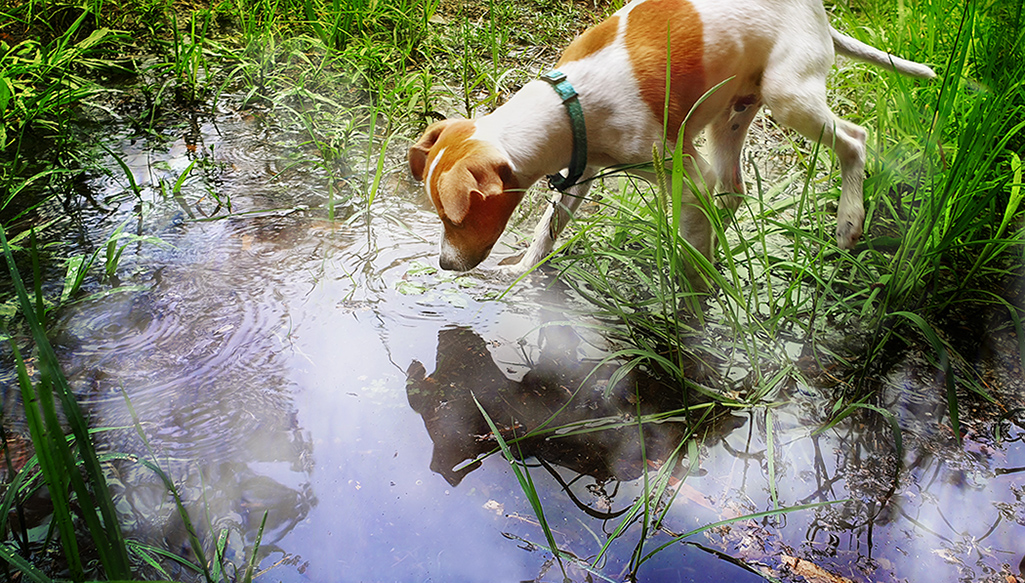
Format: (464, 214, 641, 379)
(408, 0, 935, 275)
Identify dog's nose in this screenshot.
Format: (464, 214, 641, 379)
(439, 255, 464, 271)
(439, 241, 489, 271)
(439, 246, 471, 271)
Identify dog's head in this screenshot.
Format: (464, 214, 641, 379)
(409, 119, 522, 271)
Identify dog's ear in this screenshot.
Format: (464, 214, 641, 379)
(437, 165, 478, 225)
(439, 159, 513, 226)
(409, 120, 453, 181)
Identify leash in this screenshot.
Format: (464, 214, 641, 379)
(540, 70, 587, 191)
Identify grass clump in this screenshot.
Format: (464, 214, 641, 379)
(2, 223, 270, 581)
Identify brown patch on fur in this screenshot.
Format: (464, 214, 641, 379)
(409, 119, 493, 224)
(409, 119, 475, 182)
(557, 16, 621, 66)
(624, 0, 705, 137)
(436, 148, 516, 226)
(440, 165, 522, 267)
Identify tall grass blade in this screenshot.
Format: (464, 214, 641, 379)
(0, 544, 53, 583)
(628, 399, 653, 575)
(472, 393, 566, 578)
(640, 500, 845, 564)
(0, 428, 32, 556)
(98, 143, 143, 198)
(124, 540, 182, 580)
(6, 335, 83, 579)
(766, 408, 779, 511)
(121, 389, 215, 583)
(817, 402, 904, 463)
(241, 512, 269, 583)
(2, 224, 132, 579)
(500, 532, 618, 583)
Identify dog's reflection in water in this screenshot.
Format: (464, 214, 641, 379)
(406, 326, 743, 516)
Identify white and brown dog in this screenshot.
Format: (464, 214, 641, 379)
(409, 0, 935, 274)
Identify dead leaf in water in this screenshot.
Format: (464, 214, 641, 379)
(482, 499, 504, 515)
(781, 555, 854, 583)
(677, 482, 715, 511)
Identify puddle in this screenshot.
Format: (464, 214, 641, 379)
(3, 101, 1025, 583)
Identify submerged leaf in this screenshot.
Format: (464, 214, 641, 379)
(395, 280, 428, 295)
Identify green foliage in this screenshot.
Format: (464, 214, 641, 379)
(473, 395, 567, 578)
(527, 5, 1022, 570)
(0, 0, 447, 577)
(0, 9, 118, 153)
(2, 224, 133, 581)
(1, 224, 268, 582)
(297, 0, 438, 66)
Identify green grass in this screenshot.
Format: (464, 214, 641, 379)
(2, 222, 270, 580)
(2, 223, 133, 581)
(0, 0, 443, 578)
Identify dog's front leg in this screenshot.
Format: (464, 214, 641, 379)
(669, 150, 721, 291)
(498, 170, 594, 275)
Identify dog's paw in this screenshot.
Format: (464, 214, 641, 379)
(835, 220, 863, 250)
(495, 252, 554, 279)
(497, 251, 527, 267)
(495, 259, 532, 278)
(494, 251, 530, 278)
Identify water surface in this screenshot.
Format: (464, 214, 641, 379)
(9, 103, 1025, 582)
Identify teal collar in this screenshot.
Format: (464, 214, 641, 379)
(541, 70, 587, 191)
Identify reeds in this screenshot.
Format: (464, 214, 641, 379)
(2, 224, 269, 581)
(2, 225, 133, 580)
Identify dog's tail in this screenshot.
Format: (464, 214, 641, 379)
(830, 27, 937, 79)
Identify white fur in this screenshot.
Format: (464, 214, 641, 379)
(424, 147, 446, 202)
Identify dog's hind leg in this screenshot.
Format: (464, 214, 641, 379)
(762, 65, 867, 249)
